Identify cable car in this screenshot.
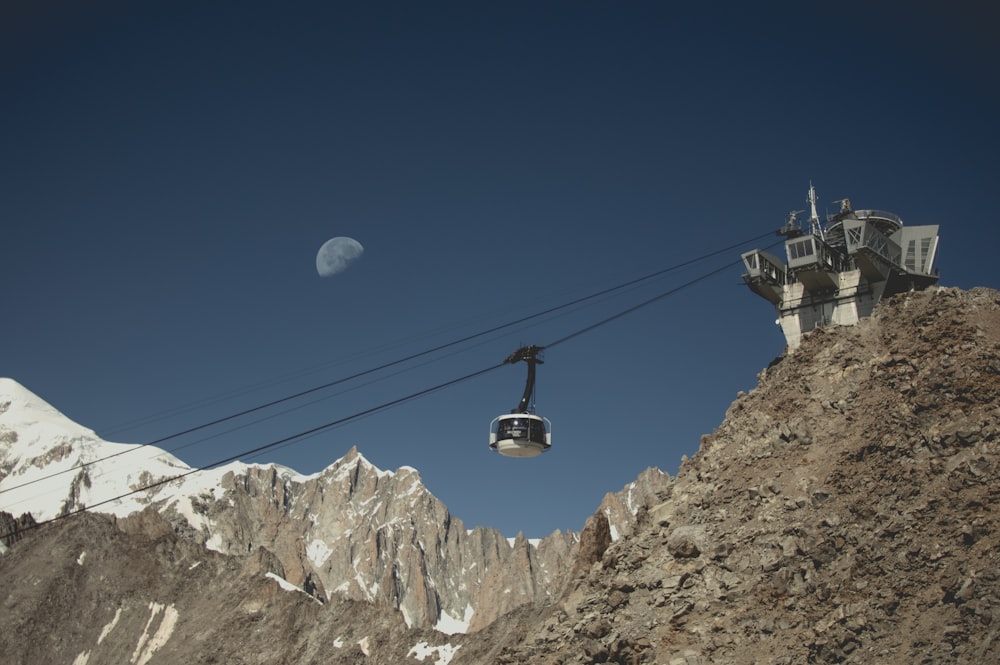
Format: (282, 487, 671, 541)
(489, 345, 552, 458)
(489, 412, 551, 457)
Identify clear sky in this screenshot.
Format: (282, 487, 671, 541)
(4, 1, 998, 537)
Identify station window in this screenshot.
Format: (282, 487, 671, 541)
(788, 239, 815, 261)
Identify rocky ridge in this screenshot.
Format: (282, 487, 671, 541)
(169, 448, 597, 632)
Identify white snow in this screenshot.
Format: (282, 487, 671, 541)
(71, 651, 90, 665)
(187, 561, 201, 571)
(0, 379, 271, 539)
(306, 538, 333, 566)
(358, 636, 371, 656)
(333, 637, 344, 648)
(0, 379, 220, 523)
(204, 532, 225, 553)
(131, 602, 178, 665)
(265, 462, 316, 483)
(265, 572, 322, 603)
(266, 572, 300, 592)
(77, 551, 86, 565)
(434, 603, 474, 635)
(604, 507, 620, 541)
(408, 641, 462, 665)
(626, 481, 639, 515)
(97, 607, 122, 644)
(505, 536, 539, 548)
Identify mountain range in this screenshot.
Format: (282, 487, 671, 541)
(0, 374, 667, 635)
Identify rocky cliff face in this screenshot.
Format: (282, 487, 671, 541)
(169, 448, 599, 632)
(2, 286, 999, 665)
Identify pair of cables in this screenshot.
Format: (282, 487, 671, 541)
(0, 232, 776, 541)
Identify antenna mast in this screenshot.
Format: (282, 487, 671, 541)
(807, 182, 824, 239)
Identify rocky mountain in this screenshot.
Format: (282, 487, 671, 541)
(3, 286, 999, 664)
(0, 377, 667, 634)
(474, 286, 1000, 664)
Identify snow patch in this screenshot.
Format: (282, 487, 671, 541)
(266, 572, 300, 592)
(626, 481, 639, 515)
(263, 462, 316, 483)
(132, 602, 178, 665)
(187, 561, 201, 571)
(265, 572, 322, 603)
(204, 532, 225, 553)
(358, 636, 371, 656)
(72, 651, 90, 665)
(77, 551, 86, 565)
(306, 538, 333, 566)
(604, 507, 620, 541)
(333, 637, 344, 648)
(504, 537, 539, 549)
(434, 604, 474, 635)
(408, 641, 462, 665)
(98, 607, 122, 644)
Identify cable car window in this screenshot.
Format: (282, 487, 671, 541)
(497, 419, 526, 440)
(496, 416, 547, 443)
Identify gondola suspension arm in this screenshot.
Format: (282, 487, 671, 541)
(504, 345, 545, 413)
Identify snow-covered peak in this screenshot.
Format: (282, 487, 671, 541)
(0, 379, 409, 526)
(0, 378, 193, 521)
(0, 377, 99, 446)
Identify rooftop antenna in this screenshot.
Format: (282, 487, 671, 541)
(807, 182, 824, 240)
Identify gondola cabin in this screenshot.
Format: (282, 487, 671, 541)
(489, 413, 551, 458)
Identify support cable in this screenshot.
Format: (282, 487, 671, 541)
(1, 231, 773, 496)
(2, 239, 780, 541)
(1, 362, 506, 541)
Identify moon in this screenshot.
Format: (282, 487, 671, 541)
(316, 237, 364, 277)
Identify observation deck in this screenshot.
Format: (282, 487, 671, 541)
(741, 186, 939, 349)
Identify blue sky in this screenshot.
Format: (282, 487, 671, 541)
(3, 1, 998, 537)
